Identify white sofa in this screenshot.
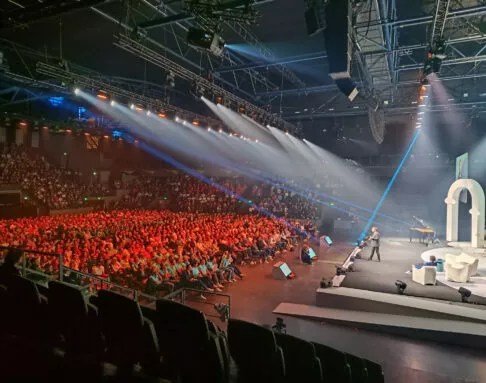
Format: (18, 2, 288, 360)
(445, 253, 479, 277)
(412, 265, 436, 285)
(445, 261, 470, 283)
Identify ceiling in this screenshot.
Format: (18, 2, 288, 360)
(2, 0, 486, 126)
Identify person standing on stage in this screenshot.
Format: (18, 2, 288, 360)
(367, 226, 381, 262)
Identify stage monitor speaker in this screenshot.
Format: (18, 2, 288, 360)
(324, 0, 352, 79)
(272, 262, 295, 280)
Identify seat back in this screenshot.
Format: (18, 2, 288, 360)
(345, 353, 368, 383)
(228, 319, 285, 383)
(363, 358, 384, 383)
(97, 290, 145, 366)
(5, 275, 43, 337)
(275, 332, 322, 383)
(312, 342, 351, 383)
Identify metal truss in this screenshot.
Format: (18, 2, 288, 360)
(91, 3, 279, 101)
(113, 34, 295, 130)
(35, 62, 221, 126)
(430, 0, 452, 47)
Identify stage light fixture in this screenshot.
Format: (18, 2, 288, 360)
(96, 91, 109, 100)
(255, 139, 259, 143)
(110, 100, 116, 106)
(74, 88, 80, 95)
(192, 120, 200, 126)
(135, 106, 143, 112)
(395, 280, 407, 295)
(146, 111, 151, 116)
(458, 287, 471, 303)
(207, 127, 211, 131)
(218, 128, 223, 133)
(175, 116, 180, 122)
(216, 96, 223, 104)
(158, 112, 166, 118)
(130, 104, 135, 110)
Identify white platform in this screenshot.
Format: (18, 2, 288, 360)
(421, 246, 486, 298)
(316, 287, 486, 322)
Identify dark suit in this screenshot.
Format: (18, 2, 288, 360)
(301, 247, 312, 265)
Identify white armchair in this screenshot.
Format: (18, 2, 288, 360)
(445, 262, 470, 283)
(456, 253, 479, 277)
(412, 265, 436, 286)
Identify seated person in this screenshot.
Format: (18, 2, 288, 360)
(406, 255, 437, 274)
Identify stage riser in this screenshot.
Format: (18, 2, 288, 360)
(316, 288, 486, 324)
(282, 312, 486, 350)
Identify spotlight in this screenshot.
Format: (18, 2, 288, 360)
(192, 120, 199, 126)
(146, 111, 151, 116)
(74, 88, 80, 95)
(207, 127, 211, 132)
(218, 129, 223, 133)
(395, 280, 407, 295)
(458, 287, 471, 303)
(158, 112, 166, 118)
(175, 116, 180, 122)
(135, 106, 143, 112)
(96, 91, 109, 100)
(110, 100, 116, 106)
(229, 133, 233, 136)
(285, 130, 289, 135)
(130, 104, 135, 110)
(216, 96, 223, 104)
(255, 139, 259, 143)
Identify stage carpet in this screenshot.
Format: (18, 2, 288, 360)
(342, 238, 486, 306)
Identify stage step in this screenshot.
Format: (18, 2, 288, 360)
(316, 287, 486, 323)
(273, 302, 486, 349)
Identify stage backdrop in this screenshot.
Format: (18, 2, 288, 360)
(456, 152, 469, 203)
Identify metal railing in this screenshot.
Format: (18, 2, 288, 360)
(0, 247, 232, 321)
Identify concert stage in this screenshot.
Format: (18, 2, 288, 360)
(273, 238, 486, 350)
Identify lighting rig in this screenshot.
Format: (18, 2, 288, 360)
(113, 34, 297, 134)
(36, 61, 220, 128)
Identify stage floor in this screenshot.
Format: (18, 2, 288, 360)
(184, 241, 486, 383)
(342, 238, 486, 306)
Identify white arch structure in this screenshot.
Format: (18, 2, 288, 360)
(445, 179, 485, 248)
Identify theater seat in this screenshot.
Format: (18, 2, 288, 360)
(363, 358, 384, 383)
(48, 281, 104, 360)
(274, 332, 322, 383)
(155, 299, 227, 383)
(312, 342, 351, 383)
(97, 290, 160, 375)
(345, 353, 368, 383)
(228, 319, 285, 383)
(3, 275, 46, 339)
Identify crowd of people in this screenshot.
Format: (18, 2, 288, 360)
(116, 174, 320, 220)
(0, 210, 301, 297)
(0, 145, 112, 209)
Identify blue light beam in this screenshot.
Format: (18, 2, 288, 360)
(359, 129, 422, 241)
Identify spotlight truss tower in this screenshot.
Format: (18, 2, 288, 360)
(113, 34, 297, 132)
(35, 62, 220, 127)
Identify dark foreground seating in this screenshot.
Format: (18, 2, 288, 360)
(228, 318, 285, 383)
(155, 298, 227, 383)
(274, 332, 322, 383)
(48, 281, 104, 360)
(312, 342, 352, 383)
(97, 289, 160, 375)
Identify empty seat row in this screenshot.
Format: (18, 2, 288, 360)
(228, 318, 384, 383)
(0, 275, 384, 383)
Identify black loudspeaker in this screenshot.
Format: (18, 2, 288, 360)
(305, 3, 326, 36)
(272, 262, 294, 280)
(324, 0, 352, 79)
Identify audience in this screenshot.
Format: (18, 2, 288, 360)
(0, 210, 300, 295)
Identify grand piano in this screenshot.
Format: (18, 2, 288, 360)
(409, 216, 436, 246)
